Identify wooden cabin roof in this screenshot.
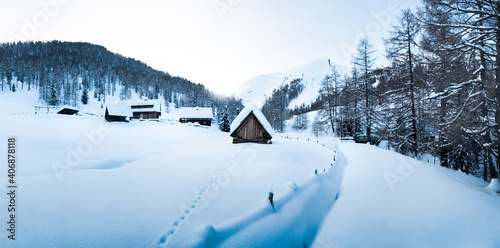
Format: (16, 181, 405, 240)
(230, 104, 273, 138)
(130, 100, 161, 113)
(178, 107, 213, 119)
(106, 103, 132, 117)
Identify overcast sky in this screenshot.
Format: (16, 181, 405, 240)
(0, 0, 419, 95)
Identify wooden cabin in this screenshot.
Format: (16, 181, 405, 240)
(105, 104, 131, 122)
(130, 101, 161, 120)
(57, 107, 79, 115)
(230, 104, 273, 144)
(178, 107, 214, 126)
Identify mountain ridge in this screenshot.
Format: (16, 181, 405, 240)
(236, 58, 349, 108)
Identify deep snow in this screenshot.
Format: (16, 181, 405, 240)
(312, 142, 500, 248)
(1, 88, 500, 248)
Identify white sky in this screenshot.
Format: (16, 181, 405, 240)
(0, 0, 418, 95)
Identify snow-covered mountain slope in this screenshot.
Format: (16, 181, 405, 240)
(236, 58, 349, 108)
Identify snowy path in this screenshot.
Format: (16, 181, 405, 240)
(160, 139, 347, 247)
(158, 151, 246, 245)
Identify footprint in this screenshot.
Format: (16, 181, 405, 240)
(159, 236, 167, 244)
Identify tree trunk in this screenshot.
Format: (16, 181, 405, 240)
(493, 3, 500, 179)
(354, 76, 359, 139)
(408, 23, 418, 158)
(366, 78, 371, 143)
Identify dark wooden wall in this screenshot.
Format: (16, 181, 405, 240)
(232, 114, 271, 144)
(180, 119, 212, 126)
(133, 112, 161, 119)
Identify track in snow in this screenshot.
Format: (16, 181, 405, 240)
(159, 139, 347, 247)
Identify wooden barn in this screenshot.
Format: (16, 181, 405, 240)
(105, 103, 131, 122)
(178, 107, 214, 126)
(57, 106, 79, 115)
(130, 101, 161, 120)
(230, 104, 273, 144)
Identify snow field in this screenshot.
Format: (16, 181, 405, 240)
(312, 143, 500, 248)
(0, 109, 344, 247)
(2, 89, 500, 247)
(161, 139, 346, 247)
(0, 111, 241, 247)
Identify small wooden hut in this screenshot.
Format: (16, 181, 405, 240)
(230, 104, 273, 144)
(57, 106, 79, 115)
(130, 101, 161, 120)
(105, 103, 131, 122)
(178, 107, 214, 126)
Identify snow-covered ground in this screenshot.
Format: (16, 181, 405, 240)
(0, 89, 342, 247)
(313, 142, 500, 247)
(1, 89, 500, 247)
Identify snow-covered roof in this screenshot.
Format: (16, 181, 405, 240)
(230, 104, 274, 137)
(130, 100, 156, 106)
(178, 107, 213, 119)
(130, 100, 161, 113)
(58, 105, 79, 111)
(106, 103, 132, 117)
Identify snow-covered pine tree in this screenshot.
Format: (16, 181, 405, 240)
(0, 59, 4, 91)
(419, 0, 500, 180)
(219, 106, 230, 132)
(318, 64, 340, 136)
(49, 83, 58, 106)
(353, 38, 377, 143)
(419, 0, 472, 170)
(384, 9, 421, 157)
(292, 113, 309, 130)
(311, 114, 323, 137)
(340, 66, 363, 139)
(81, 86, 88, 105)
(261, 80, 291, 133)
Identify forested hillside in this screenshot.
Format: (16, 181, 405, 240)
(259, 1, 500, 183)
(338, 1, 500, 182)
(0, 41, 243, 120)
